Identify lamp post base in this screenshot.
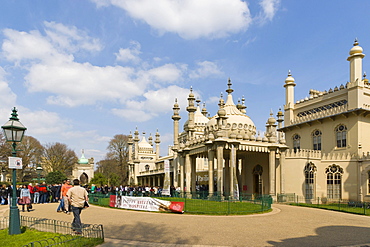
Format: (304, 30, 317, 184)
(9, 205, 21, 235)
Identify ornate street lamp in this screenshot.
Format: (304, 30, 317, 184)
(2, 107, 27, 235)
(36, 164, 43, 184)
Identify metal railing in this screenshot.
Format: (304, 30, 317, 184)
(0, 215, 104, 246)
(89, 191, 272, 215)
(277, 193, 370, 216)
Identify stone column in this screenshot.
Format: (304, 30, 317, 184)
(191, 156, 196, 193)
(185, 150, 191, 193)
(269, 147, 276, 196)
(207, 148, 214, 195)
(280, 149, 286, 194)
(179, 152, 185, 192)
(216, 142, 225, 196)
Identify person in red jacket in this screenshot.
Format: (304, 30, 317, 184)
(28, 183, 34, 203)
(38, 182, 48, 204)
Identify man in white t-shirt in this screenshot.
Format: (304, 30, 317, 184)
(67, 179, 88, 234)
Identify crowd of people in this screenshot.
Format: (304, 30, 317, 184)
(90, 184, 182, 197)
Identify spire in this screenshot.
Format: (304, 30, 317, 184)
(148, 133, 153, 146)
(201, 102, 208, 117)
(218, 92, 224, 108)
(354, 38, 359, 46)
(226, 78, 234, 95)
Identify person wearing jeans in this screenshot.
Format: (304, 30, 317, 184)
(33, 183, 40, 204)
(67, 179, 88, 234)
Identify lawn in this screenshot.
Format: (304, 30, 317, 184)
(0, 227, 103, 247)
(292, 203, 370, 216)
(94, 196, 271, 215)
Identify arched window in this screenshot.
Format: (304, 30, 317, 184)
(326, 164, 343, 199)
(293, 134, 301, 153)
(304, 162, 316, 199)
(335, 125, 347, 148)
(312, 130, 322, 150)
(253, 165, 263, 195)
(368, 171, 370, 194)
(145, 164, 150, 172)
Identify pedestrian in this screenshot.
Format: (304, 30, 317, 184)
(61, 179, 72, 214)
(38, 182, 48, 203)
(19, 184, 31, 212)
(67, 179, 88, 234)
(28, 183, 35, 202)
(33, 183, 40, 204)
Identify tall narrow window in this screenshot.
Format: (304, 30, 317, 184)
(304, 162, 316, 199)
(293, 134, 301, 153)
(326, 164, 343, 199)
(253, 165, 263, 195)
(368, 171, 370, 194)
(335, 125, 347, 148)
(312, 130, 322, 150)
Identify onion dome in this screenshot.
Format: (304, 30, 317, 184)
(349, 39, 363, 55)
(267, 110, 276, 125)
(285, 70, 295, 85)
(208, 79, 256, 136)
(194, 103, 209, 125)
(78, 150, 89, 164)
(138, 132, 153, 150)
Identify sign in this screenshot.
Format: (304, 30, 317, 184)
(110, 195, 184, 213)
(8, 157, 22, 169)
(162, 159, 171, 196)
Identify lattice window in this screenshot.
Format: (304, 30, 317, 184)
(312, 130, 322, 150)
(326, 164, 343, 199)
(293, 134, 301, 153)
(297, 100, 347, 117)
(304, 162, 316, 199)
(335, 125, 347, 148)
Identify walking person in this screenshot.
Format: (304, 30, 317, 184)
(61, 179, 72, 214)
(66, 179, 88, 234)
(19, 184, 31, 212)
(33, 183, 40, 204)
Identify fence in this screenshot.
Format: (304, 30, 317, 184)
(0, 215, 104, 246)
(89, 191, 272, 215)
(277, 193, 370, 216)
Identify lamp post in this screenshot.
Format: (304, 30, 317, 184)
(36, 164, 43, 184)
(1, 107, 27, 235)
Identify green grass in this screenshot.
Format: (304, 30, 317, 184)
(0, 227, 104, 247)
(95, 196, 271, 215)
(292, 203, 370, 216)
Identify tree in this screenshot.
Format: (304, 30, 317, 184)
(90, 172, 107, 186)
(42, 142, 78, 176)
(45, 171, 67, 184)
(17, 135, 44, 181)
(0, 132, 11, 174)
(106, 134, 129, 185)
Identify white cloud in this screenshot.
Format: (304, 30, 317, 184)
(0, 67, 17, 108)
(93, 0, 252, 39)
(189, 61, 223, 79)
(258, 0, 280, 22)
(116, 40, 141, 64)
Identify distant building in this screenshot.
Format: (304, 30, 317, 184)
(73, 150, 94, 184)
(129, 40, 370, 202)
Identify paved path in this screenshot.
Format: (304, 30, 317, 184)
(1, 203, 370, 246)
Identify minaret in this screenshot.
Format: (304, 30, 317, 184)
(186, 87, 196, 137)
(283, 70, 296, 125)
(276, 108, 284, 143)
(155, 129, 160, 160)
(133, 127, 139, 162)
(148, 133, 153, 146)
(347, 39, 365, 86)
(128, 131, 133, 164)
(172, 98, 181, 150)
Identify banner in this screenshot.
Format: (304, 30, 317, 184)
(110, 195, 184, 213)
(162, 159, 171, 196)
(8, 157, 22, 169)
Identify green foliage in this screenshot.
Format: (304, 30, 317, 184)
(0, 227, 103, 247)
(45, 170, 67, 184)
(90, 172, 107, 186)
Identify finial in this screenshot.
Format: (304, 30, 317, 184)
(288, 70, 291, 76)
(190, 86, 193, 92)
(270, 109, 273, 116)
(226, 78, 234, 94)
(364, 72, 367, 79)
(142, 131, 146, 136)
(242, 95, 245, 105)
(354, 38, 359, 46)
(196, 97, 201, 106)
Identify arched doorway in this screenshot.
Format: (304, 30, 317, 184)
(253, 165, 263, 195)
(80, 172, 88, 185)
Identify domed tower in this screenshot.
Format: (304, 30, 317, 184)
(207, 78, 256, 140)
(73, 150, 94, 185)
(283, 70, 296, 125)
(347, 39, 365, 86)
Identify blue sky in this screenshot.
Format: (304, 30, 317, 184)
(0, 0, 369, 163)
